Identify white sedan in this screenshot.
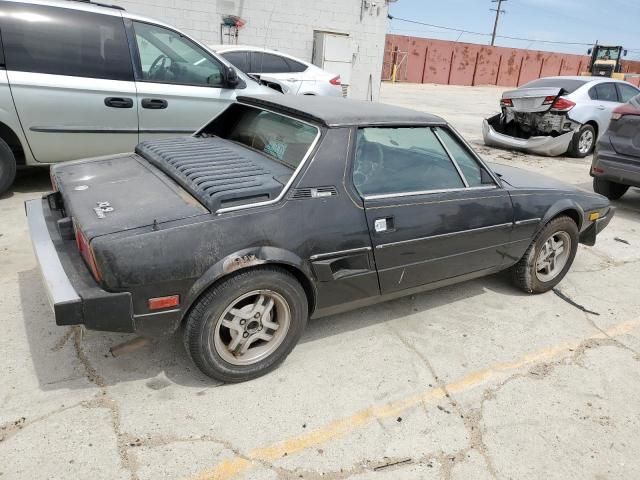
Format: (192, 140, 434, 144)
(210, 45, 344, 97)
(483, 76, 640, 157)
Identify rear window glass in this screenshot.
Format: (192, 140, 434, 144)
(521, 78, 588, 94)
(204, 105, 319, 169)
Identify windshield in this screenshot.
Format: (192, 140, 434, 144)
(596, 48, 620, 61)
(205, 105, 319, 169)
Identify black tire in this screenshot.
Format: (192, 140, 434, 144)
(593, 177, 629, 200)
(568, 124, 596, 158)
(0, 138, 17, 196)
(510, 215, 579, 294)
(183, 266, 308, 383)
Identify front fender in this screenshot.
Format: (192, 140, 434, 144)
(537, 197, 585, 234)
(181, 246, 317, 323)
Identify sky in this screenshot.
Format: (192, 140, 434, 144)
(387, 0, 640, 60)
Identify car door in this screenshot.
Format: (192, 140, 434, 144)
(130, 20, 237, 142)
(588, 82, 625, 137)
(0, 3, 138, 163)
(249, 52, 302, 95)
(353, 125, 514, 294)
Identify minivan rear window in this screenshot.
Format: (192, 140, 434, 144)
(0, 3, 133, 81)
(521, 78, 588, 93)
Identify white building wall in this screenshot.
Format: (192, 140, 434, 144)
(111, 0, 389, 100)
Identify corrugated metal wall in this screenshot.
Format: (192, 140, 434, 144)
(384, 35, 640, 87)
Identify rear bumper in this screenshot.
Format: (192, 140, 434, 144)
(482, 117, 574, 156)
(26, 196, 135, 333)
(579, 207, 616, 246)
(591, 148, 640, 187)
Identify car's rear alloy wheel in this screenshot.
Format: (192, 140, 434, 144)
(569, 124, 595, 158)
(213, 290, 291, 366)
(511, 215, 579, 293)
(184, 266, 308, 382)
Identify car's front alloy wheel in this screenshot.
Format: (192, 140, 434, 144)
(184, 266, 308, 382)
(511, 215, 579, 293)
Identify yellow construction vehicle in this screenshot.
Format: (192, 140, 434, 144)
(582, 44, 628, 79)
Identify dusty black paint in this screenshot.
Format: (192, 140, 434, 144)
(38, 96, 612, 335)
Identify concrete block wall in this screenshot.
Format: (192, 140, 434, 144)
(111, 0, 390, 100)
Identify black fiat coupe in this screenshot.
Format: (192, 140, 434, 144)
(27, 95, 613, 382)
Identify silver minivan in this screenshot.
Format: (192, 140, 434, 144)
(0, 0, 275, 194)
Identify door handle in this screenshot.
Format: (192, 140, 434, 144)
(596, 105, 606, 110)
(141, 98, 168, 109)
(104, 97, 133, 108)
(374, 217, 394, 233)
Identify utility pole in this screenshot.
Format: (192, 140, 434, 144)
(490, 0, 507, 46)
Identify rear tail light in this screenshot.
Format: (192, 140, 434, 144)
(611, 103, 640, 120)
(74, 224, 102, 282)
(542, 95, 557, 105)
(592, 166, 605, 174)
(500, 98, 513, 107)
(329, 75, 341, 86)
(549, 97, 575, 112)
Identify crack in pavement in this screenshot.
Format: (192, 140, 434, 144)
(387, 324, 498, 480)
(188, 316, 640, 480)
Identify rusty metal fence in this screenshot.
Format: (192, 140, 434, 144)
(383, 34, 640, 88)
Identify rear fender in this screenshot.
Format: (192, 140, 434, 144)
(181, 246, 317, 324)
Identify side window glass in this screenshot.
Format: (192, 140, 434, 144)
(251, 52, 290, 73)
(285, 58, 308, 73)
(222, 51, 249, 73)
(0, 4, 133, 81)
(594, 83, 618, 102)
(617, 84, 640, 103)
(588, 87, 598, 100)
(353, 127, 464, 197)
(435, 128, 493, 187)
(133, 22, 224, 87)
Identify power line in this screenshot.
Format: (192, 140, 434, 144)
(490, 0, 507, 46)
(388, 15, 597, 47)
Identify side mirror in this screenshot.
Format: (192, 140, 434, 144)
(624, 49, 628, 57)
(224, 66, 240, 88)
(587, 48, 592, 55)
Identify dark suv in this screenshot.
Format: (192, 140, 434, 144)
(592, 94, 640, 199)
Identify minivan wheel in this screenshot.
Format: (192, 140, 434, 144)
(184, 266, 308, 383)
(592, 177, 629, 200)
(0, 138, 17, 196)
(511, 215, 579, 294)
(569, 124, 595, 158)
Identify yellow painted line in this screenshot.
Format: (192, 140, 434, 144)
(192, 317, 640, 480)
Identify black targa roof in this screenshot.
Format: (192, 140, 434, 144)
(236, 95, 447, 128)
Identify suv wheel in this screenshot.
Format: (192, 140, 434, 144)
(0, 138, 17, 196)
(184, 266, 308, 383)
(511, 216, 579, 294)
(593, 177, 629, 200)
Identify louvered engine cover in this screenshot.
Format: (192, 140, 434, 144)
(136, 136, 293, 211)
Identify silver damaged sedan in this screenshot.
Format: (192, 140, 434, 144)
(483, 76, 640, 157)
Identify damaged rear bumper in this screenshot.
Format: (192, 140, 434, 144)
(482, 114, 575, 157)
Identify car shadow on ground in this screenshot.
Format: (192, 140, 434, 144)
(19, 265, 526, 390)
(0, 168, 50, 200)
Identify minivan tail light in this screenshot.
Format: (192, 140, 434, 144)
(329, 75, 341, 86)
(549, 97, 575, 112)
(74, 224, 102, 282)
(611, 103, 640, 120)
